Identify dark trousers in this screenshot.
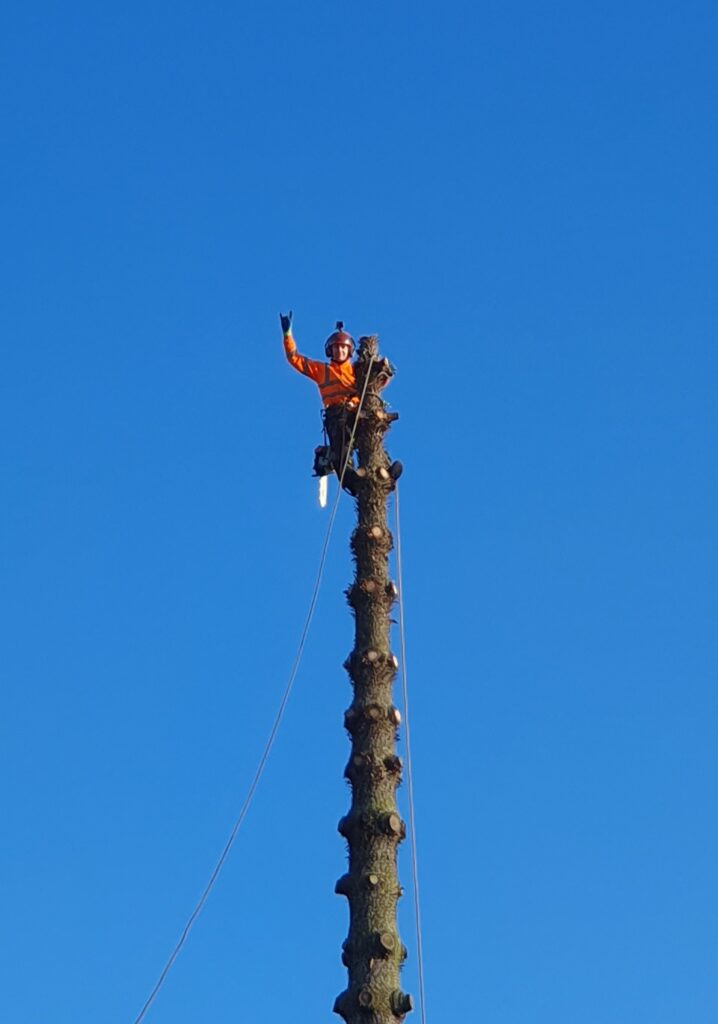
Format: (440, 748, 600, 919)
(323, 404, 356, 478)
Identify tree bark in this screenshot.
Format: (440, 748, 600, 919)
(334, 336, 412, 1024)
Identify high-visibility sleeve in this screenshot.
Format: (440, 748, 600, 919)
(284, 332, 358, 407)
(283, 333, 325, 384)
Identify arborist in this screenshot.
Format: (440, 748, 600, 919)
(280, 311, 402, 495)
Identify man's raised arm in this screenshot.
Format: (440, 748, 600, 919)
(280, 311, 324, 382)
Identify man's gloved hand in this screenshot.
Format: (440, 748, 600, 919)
(280, 310, 293, 335)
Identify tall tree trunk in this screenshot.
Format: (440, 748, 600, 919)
(334, 336, 412, 1024)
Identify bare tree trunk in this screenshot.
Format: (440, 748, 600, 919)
(334, 336, 412, 1024)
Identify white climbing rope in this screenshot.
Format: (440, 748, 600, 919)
(133, 356, 375, 1023)
(394, 482, 427, 1024)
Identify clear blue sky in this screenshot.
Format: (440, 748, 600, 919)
(1, 2, 716, 1021)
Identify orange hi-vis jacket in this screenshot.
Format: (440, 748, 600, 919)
(284, 332, 359, 408)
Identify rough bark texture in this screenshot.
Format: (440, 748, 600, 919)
(334, 336, 412, 1024)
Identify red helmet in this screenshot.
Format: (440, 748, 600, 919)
(325, 321, 355, 359)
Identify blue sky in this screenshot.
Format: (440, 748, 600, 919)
(1, 2, 716, 1021)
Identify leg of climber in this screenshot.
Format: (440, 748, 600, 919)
(324, 405, 358, 495)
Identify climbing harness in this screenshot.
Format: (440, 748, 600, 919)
(314, 401, 358, 507)
(132, 356, 376, 1024)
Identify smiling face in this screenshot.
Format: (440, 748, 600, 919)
(330, 340, 352, 364)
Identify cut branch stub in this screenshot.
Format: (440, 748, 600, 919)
(384, 754, 403, 776)
(391, 991, 414, 1017)
(364, 703, 383, 722)
(344, 754, 366, 783)
(376, 931, 396, 955)
(358, 987, 374, 1009)
(334, 991, 351, 1018)
(335, 874, 353, 897)
(382, 812, 403, 837)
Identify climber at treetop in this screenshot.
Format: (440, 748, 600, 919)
(280, 311, 402, 496)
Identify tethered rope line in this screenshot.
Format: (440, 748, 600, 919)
(394, 482, 427, 1024)
(133, 355, 375, 1024)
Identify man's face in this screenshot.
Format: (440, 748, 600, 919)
(331, 341, 351, 364)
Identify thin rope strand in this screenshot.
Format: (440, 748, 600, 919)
(336, 353, 375, 487)
(395, 483, 427, 1024)
(133, 356, 375, 1024)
